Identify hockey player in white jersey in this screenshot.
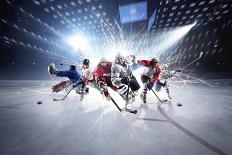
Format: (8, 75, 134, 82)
(155, 64, 181, 100)
(111, 54, 140, 110)
(77, 59, 93, 101)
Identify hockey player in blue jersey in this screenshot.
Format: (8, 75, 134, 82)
(48, 63, 86, 100)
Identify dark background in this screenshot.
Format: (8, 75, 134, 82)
(0, 0, 231, 80)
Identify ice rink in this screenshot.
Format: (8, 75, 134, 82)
(0, 80, 232, 155)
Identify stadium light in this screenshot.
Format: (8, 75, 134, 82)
(154, 21, 197, 55)
(67, 34, 89, 51)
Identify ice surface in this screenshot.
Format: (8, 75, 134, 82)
(0, 80, 232, 155)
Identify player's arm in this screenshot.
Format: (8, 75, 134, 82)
(111, 66, 122, 86)
(150, 66, 161, 84)
(137, 60, 152, 67)
(56, 71, 70, 77)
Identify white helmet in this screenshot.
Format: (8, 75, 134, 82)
(162, 64, 168, 70)
(115, 53, 124, 64)
(100, 57, 107, 63)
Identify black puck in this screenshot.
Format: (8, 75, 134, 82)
(37, 101, 42, 104)
(177, 103, 182, 106)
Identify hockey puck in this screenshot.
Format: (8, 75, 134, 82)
(177, 103, 182, 106)
(37, 101, 43, 104)
(60, 63, 63, 65)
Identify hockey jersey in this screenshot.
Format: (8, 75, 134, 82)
(92, 61, 112, 84)
(111, 63, 128, 96)
(138, 60, 161, 84)
(81, 67, 93, 84)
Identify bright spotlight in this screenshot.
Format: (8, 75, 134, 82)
(154, 21, 197, 55)
(67, 34, 89, 51)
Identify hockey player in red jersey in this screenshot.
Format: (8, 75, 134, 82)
(137, 58, 161, 103)
(92, 57, 117, 99)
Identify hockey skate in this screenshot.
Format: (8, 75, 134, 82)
(122, 105, 137, 114)
(128, 91, 136, 103)
(79, 89, 86, 101)
(99, 84, 111, 101)
(140, 92, 147, 104)
(104, 90, 111, 101)
(165, 84, 172, 100)
(48, 63, 58, 75)
(80, 93, 85, 101)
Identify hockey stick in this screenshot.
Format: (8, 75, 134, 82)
(151, 89, 168, 103)
(53, 86, 75, 101)
(109, 95, 122, 112)
(107, 92, 137, 114)
(124, 72, 137, 114)
(96, 81, 136, 114)
(94, 80, 122, 112)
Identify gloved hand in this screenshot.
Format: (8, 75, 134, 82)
(121, 76, 129, 85)
(130, 55, 136, 63)
(163, 81, 167, 87)
(98, 81, 104, 88)
(97, 76, 104, 82)
(157, 80, 165, 87)
(137, 60, 142, 65)
(146, 82, 153, 90)
(73, 80, 81, 88)
(175, 69, 181, 73)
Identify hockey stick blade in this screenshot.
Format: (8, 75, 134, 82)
(109, 96, 122, 112)
(161, 99, 168, 103)
(110, 95, 137, 114)
(151, 89, 167, 103)
(52, 86, 75, 102)
(126, 109, 137, 114)
(53, 98, 64, 101)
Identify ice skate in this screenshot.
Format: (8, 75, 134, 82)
(48, 63, 58, 75)
(140, 93, 147, 104)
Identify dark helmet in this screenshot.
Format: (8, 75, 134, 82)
(151, 58, 159, 67)
(82, 59, 90, 67)
(69, 65, 76, 71)
(151, 58, 159, 63)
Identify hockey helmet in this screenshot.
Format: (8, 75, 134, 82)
(82, 59, 90, 68)
(115, 53, 124, 64)
(151, 58, 159, 63)
(69, 65, 76, 71)
(162, 64, 168, 70)
(100, 57, 107, 63)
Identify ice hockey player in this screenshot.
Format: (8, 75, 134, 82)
(48, 63, 86, 100)
(155, 64, 181, 100)
(137, 58, 161, 103)
(92, 57, 117, 99)
(78, 59, 93, 95)
(111, 54, 140, 110)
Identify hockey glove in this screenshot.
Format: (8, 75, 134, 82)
(121, 76, 130, 85)
(98, 81, 104, 88)
(156, 80, 165, 87)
